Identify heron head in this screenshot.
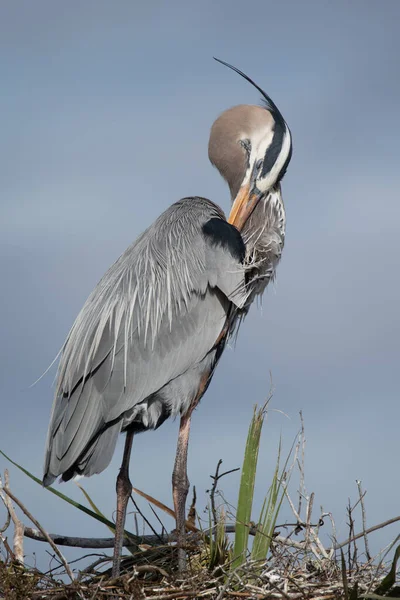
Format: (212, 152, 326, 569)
(208, 59, 292, 231)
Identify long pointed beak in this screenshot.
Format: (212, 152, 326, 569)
(228, 182, 261, 231)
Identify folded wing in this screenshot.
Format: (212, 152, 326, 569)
(43, 197, 246, 485)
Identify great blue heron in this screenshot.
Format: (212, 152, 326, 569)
(43, 59, 292, 576)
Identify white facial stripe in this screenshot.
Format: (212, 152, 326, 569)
(252, 129, 275, 166)
(241, 127, 274, 187)
(240, 121, 292, 192)
(257, 126, 292, 192)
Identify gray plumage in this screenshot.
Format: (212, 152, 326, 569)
(44, 199, 247, 484)
(44, 92, 292, 487)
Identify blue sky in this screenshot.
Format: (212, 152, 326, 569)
(1, 0, 400, 572)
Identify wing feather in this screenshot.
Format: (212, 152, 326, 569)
(44, 197, 246, 484)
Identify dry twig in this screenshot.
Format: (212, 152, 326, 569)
(356, 479, 371, 561)
(0, 470, 24, 564)
(2, 483, 74, 581)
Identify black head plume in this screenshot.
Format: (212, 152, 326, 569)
(213, 57, 286, 129)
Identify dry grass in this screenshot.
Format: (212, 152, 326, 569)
(1, 410, 399, 599)
(0, 527, 396, 600)
(1, 477, 399, 599)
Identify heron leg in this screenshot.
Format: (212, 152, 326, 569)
(172, 411, 192, 572)
(112, 429, 134, 578)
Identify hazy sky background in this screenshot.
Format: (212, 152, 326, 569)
(1, 0, 400, 573)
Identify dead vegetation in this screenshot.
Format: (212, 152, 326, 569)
(1, 409, 399, 599)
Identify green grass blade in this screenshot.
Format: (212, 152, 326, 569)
(251, 436, 293, 561)
(208, 502, 214, 566)
(209, 507, 229, 570)
(374, 543, 400, 596)
(0, 449, 139, 544)
(216, 509, 229, 565)
(251, 440, 282, 560)
(232, 404, 267, 569)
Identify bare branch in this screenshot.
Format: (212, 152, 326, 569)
(304, 491, 314, 549)
(297, 410, 306, 517)
(333, 515, 400, 550)
(0, 487, 11, 535)
(24, 525, 306, 552)
(25, 528, 121, 548)
(346, 497, 357, 570)
(356, 479, 371, 560)
(2, 484, 74, 581)
(0, 470, 24, 564)
(210, 459, 223, 529)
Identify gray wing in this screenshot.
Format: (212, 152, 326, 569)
(43, 197, 247, 485)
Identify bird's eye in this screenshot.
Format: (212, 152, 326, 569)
(240, 139, 251, 156)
